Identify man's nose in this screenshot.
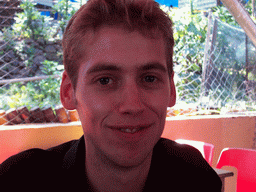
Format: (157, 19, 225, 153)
(118, 83, 146, 115)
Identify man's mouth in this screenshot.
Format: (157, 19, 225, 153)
(120, 127, 143, 133)
(109, 124, 153, 134)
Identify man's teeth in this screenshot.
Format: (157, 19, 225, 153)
(120, 128, 140, 133)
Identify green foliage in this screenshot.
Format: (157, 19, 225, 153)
(35, 78, 61, 108)
(13, 0, 55, 40)
(0, 1, 67, 111)
(52, 0, 78, 34)
(212, 1, 256, 26)
(42, 60, 64, 75)
(0, 60, 63, 110)
(210, 3, 256, 104)
(0, 78, 62, 111)
(162, 4, 256, 109)
(245, 0, 256, 22)
(0, 83, 33, 109)
(163, 6, 208, 102)
(212, 6, 239, 27)
(1, 28, 16, 51)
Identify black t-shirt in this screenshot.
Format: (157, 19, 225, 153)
(0, 136, 222, 191)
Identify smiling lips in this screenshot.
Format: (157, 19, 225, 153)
(120, 127, 143, 133)
(108, 124, 153, 134)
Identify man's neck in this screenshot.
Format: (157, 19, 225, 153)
(85, 144, 152, 192)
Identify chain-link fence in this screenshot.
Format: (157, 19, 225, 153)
(1, 1, 256, 125)
(168, 9, 256, 116)
(200, 15, 256, 112)
(0, 0, 81, 125)
(0, 28, 73, 125)
(0, 0, 22, 30)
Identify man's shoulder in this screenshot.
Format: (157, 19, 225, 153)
(154, 138, 215, 170)
(154, 138, 205, 161)
(0, 138, 81, 191)
(0, 139, 78, 175)
(147, 138, 222, 191)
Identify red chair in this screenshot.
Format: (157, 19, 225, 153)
(216, 148, 256, 192)
(175, 139, 214, 166)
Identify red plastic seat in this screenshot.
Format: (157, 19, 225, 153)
(216, 148, 256, 192)
(175, 139, 214, 166)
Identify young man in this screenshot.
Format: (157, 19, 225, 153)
(0, 0, 222, 191)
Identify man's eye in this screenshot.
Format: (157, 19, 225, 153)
(144, 76, 156, 83)
(99, 77, 111, 85)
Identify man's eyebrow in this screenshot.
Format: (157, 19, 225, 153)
(87, 63, 121, 74)
(138, 62, 167, 73)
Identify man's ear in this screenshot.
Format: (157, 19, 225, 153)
(169, 72, 176, 107)
(60, 70, 76, 110)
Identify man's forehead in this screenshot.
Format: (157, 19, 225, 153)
(76, 25, 167, 75)
(76, 26, 166, 65)
(84, 24, 164, 45)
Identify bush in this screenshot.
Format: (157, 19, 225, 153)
(0, 60, 63, 110)
(13, 0, 56, 40)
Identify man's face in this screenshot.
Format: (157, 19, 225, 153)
(74, 26, 174, 167)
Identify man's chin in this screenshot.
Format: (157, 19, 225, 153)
(107, 150, 153, 170)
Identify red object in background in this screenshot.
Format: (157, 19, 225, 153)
(216, 148, 256, 192)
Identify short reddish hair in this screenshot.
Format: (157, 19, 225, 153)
(62, 0, 174, 88)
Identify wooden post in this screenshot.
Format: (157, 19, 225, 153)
(203, 17, 218, 96)
(202, 11, 213, 96)
(253, 0, 256, 17)
(245, 35, 249, 82)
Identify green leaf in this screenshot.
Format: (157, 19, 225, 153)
(187, 22, 201, 36)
